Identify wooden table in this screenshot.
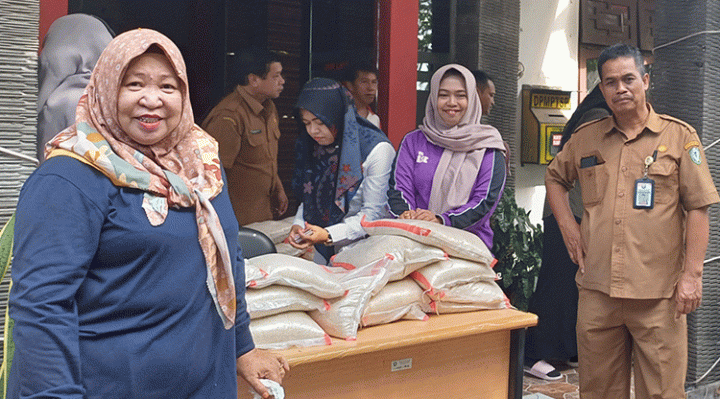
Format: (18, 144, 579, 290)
(239, 308, 537, 399)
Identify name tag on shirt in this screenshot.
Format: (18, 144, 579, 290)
(250, 129, 262, 135)
(633, 177, 654, 209)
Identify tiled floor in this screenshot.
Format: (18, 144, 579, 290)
(522, 361, 640, 399)
(522, 362, 580, 399)
(523, 363, 720, 399)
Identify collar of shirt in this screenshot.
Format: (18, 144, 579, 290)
(599, 104, 665, 139)
(237, 85, 270, 116)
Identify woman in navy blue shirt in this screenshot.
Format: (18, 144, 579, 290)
(9, 29, 287, 398)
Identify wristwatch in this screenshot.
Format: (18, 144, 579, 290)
(323, 230, 333, 246)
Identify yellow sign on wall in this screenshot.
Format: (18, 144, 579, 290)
(530, 92, 571, 110)
(521, 86, 571, 165)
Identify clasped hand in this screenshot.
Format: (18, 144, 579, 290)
(398, 208, 442, 224)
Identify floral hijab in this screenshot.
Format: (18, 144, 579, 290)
(292, 78, 389, 228)
(45, 28, 235, 329)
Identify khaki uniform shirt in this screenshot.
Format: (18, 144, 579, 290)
(201, 86, 282, 226)
(546, 105, 719, 299)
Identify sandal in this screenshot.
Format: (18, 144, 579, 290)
(524, 360, 562, 381)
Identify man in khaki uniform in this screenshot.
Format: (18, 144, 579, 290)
(546, 43, 719, 398)
(202, 48, 288, 225)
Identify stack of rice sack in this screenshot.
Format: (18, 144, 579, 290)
(244, 253, 389, 348)
(358, 218, 509, 315)
(309, 259, 389, 339)
(244, 254, 340, 350)
(244, 218, 509, 350)
(330, 234, 447, 327)
(243, 217, 314, 259)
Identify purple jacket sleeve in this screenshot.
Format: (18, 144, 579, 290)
(438, 149, 506, 229)
(387, 134, 417, 216)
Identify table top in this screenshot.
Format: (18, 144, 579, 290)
(280, 308, 537, 366)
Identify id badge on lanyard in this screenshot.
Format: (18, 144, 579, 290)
(633, 151, 657, 209)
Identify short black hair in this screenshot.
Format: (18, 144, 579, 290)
(342, 60, 378, 83)
(471, 70, 493, 89)
(597, 43, 645, 80)
(230, 47, 282, 86)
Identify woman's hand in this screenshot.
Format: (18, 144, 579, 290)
(399, 208, 440, 223)
(288, 222, 330, 248)
(413, 209, 440, 223)
(287, 224, 307, 249)
(398, 209, 417, 219)
(237, 348, 289, 399)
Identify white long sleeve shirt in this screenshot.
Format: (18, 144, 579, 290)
(293, 141, 396, 252)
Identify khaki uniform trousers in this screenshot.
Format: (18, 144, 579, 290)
(577, 288, 687, 399)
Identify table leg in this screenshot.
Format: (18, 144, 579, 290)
(508, 328, 526, 399)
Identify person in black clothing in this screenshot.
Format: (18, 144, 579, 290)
(524, 85, 611, 381)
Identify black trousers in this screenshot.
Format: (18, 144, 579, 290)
(524, 214, 580, 365)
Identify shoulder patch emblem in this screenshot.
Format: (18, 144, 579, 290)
(684, 141, 700, 150)
(658, 145, 667, 152)
(689, 147, 702, 165)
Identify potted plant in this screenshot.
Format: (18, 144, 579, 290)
(491, 190, 543, 311)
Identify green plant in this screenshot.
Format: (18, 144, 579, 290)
(0, 213, 14, 398)
(491, 190, 542, 311)
(0, 214, 14, 280)
(418, 0, 433, 52)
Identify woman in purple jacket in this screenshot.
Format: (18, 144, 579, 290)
(387, 64, 507, 249)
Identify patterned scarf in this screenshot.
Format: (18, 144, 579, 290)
(45, 29, 236, 329)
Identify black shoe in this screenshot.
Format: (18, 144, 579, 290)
(566, 356, 579, 368)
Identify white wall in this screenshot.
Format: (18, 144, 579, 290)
(515, 0, 579, 225)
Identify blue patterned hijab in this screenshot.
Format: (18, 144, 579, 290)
(292, 78, 390, 229)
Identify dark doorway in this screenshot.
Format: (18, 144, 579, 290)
(67, 0, 377, 218)
(309, 0, 376, 80)
(68, 0, 309, 214)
